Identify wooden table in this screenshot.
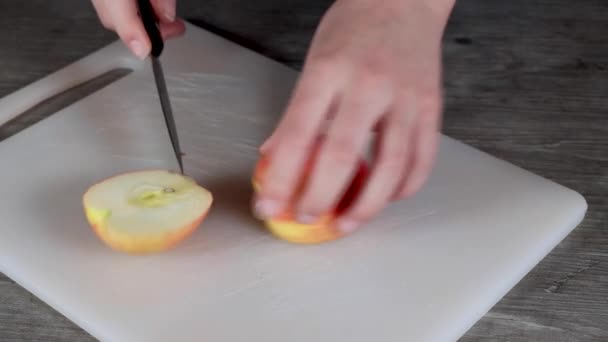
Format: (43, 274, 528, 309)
(1, 1, 606, 341)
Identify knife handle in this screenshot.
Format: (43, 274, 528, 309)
(137, 0, 164, 57)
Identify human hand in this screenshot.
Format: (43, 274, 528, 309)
(91, 0, 185, 59)
(255, 0, 454, 233)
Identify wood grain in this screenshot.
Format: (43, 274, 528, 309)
(0, 0, 606, 341)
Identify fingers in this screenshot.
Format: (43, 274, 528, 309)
(151, 0, 177, 23)
(150, 0, 186, 41)
(91, 0, 113, 29)
(159, 20, 186, 41)
(336, 94, 415, 232)
(295, 72, 393, 224)
(91, 0, 184, 59)
(253, 61, 342, 219)
(395, 88, 442, 199)
(256, 63, 440, 231)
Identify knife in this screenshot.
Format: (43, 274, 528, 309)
(137, 0, 184, 174)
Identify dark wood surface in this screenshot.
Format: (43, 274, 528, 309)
(0, 0, 606, 341)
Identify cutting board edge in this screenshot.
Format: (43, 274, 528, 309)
(0, 40, 139, 129)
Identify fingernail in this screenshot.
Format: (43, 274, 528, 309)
(164, 0, 177, 22)
(129, 39, 147, 59)
(163, 7, 176, 22)
(337, 219, 359, 234)
(297, 213, 317, 224)
(254, 198, 281, 219)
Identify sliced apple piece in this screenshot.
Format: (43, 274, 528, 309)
(82, 169, 213, 254)
(252, 143, 368, 244)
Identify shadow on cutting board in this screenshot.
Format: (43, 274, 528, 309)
(201, 172, 263, 231)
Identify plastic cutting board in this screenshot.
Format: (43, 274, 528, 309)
(0, 23, 587, 342)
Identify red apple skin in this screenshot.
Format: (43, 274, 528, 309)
(252, 151, 368, 244)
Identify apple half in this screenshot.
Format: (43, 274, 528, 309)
(252, 150, 368, 244)
(82, 169, 213, 254)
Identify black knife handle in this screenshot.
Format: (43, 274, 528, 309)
(137, 0, 164, 57)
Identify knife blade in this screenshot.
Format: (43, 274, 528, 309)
(137, 0, 184, 174)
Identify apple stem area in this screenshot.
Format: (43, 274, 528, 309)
(128, 184, 182, 208)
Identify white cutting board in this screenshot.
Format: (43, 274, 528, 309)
(0, 23, 587, 342)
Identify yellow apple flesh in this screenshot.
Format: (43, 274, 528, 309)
(82, 169, 213, 254)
